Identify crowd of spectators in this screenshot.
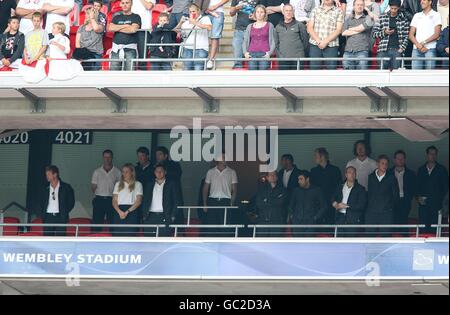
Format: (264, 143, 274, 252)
(0, 0, 449, 71)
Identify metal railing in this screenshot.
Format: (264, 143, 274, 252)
(76, 56, 449, 71)
(179, 206, 239, 226)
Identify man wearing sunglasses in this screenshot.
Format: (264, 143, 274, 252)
(40, 165, 75, 236)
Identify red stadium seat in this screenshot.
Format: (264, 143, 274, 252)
(30, 217, 44, 235)
(19, 232, 42, 237)
(69, 4, 80, 26)
(86, 233, 113, 237)
(2, 217, 20, 236)
(66, 218, 92, 236)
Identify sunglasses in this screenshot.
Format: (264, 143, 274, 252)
(52, 191, 56, 201)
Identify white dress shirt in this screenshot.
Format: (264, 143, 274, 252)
(205, 166, 238, 199)
(376, 170, 386, 182)
(91, 166, 122, 197)
(340, 182, 354, 214)
(150, 180, 165, 213)
(282, 169, 294, 189)
(47, 181, 60, 214)
(395, 168, 405, 198)
(346, 157, 377, 190)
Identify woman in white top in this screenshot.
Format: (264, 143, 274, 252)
(112, 163, 143, 236)
(177, 4, 212, 71)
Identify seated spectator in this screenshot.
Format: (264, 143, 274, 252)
(342, 0, 374, 70)
(275, 3, 309, 70)
(0, 17, 25, 70)
(372, 0, 409, 70)
(42, 0, 74, 36)
(409, 0, 442, 70)
(179, 4, 212, 71)
(307, 0, 344, 70)
(46, 22, 83, 79)
(289, 0, 316, 23)
(243, 5, 276, 70)
(22, 12, 48, 66)
(0, 0, 17, 34)
(437, 16, 449, 68)
(72, 6, 105, 70)
(149, 12, 177, 71)
(230, 0, 259, 69)
(16, 0, 45, 36)
(108, 0, 142, 71)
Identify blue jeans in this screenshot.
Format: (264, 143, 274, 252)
(309, 45, 339, 70)
(232, 30, 245, 68)
(248, 52, 270, 70)
(111, 49, 137, 71)
(208, 12, 225, 39)
(412, 48, 437, 69)
(150, 59, 172, 71)
(183, 48, 208, 70)
(379, 49, 402, 70)
(343, 51, 369, 70)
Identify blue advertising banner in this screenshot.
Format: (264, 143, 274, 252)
(0, 238, 448, 279)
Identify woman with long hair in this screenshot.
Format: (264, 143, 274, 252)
(243, 5, 276, 70)
(112, 163, 143, 236)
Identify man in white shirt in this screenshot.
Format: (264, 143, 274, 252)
(142, 164, 180, 236)
(40, 165, 75, 236)
(43, 0, 74, 35)
(202, 154, 238, 231)
(16, 0, 45, 35)
(346, 140, 377, 191)
(132, 0, 154, 70)
(409, 0, 442, 69)
(91, 149, 122, 232)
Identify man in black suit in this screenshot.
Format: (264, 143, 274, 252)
(154, 146, 184, 224)
(142, 164, 180, 237)
(366, 155, 400, 235)
(135, 146, 153, 188)
(254, 171, 288, 237)
(40, 165, 75, 236)
(310, 147, 343, 224)
(417, 146, 449, 232)
(390, 150, 417, 226)
(289, 170, 327, 236)
(277, 154, 301, 222)
(332, 166, 367, 226)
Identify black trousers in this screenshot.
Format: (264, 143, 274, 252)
(44, 213, 68, 236)
(111, 205, 139, 236)
(137, 30, 149, 70)
(419, 205, 440, 234)
(365, 211, 394, 237)
(206, 198, 232, 237)
(279, 61, 300, 70)
(143, 212, 172, 237)
(92, 196, 114, 232)
(394, 197, 412, 225)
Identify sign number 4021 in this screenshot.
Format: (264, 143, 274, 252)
(54, 131, 92, 145)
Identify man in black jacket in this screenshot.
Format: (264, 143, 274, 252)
(417, 146, 449, 232)
(333, 166, 367, 226)
(254, 171, 288, 237)
(310, 147, 342, 224)
(278, 154, 301, 222)
(0, 16, 25, 70)
(40, 165, 75, 236)
(390, 150, 417, 226)
(142, 164, 180, 237)
(366, 155, 400, 234)
(289, 170, 327, 236)
(135, 146, 153, 188)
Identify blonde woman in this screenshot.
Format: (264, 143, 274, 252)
(243, 5, 276, 70)
(112, 163, 143, 236)
(72, 6, 105, 70)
